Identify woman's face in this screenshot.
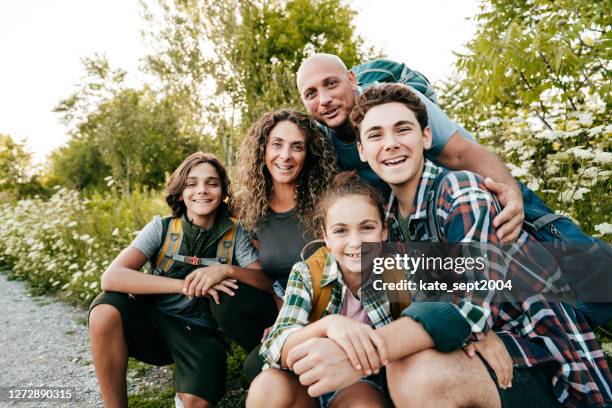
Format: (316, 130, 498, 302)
(264, 121, 307, 186)
(180, 162, 223, 227)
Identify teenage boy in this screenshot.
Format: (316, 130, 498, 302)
(287, 84, 611, 408)
(296, 53, 524, 244)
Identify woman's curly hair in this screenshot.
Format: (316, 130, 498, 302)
(235, 109, 338, 234)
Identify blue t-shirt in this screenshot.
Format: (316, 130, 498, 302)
(321, 86, 476, 193)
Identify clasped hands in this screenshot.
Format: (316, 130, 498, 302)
(286, 315, 513, 397)
(181, 265, 238, 304)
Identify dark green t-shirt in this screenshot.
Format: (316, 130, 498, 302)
(255, 208, 316, 289)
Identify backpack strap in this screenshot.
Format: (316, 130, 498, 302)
(216, 217, 238, 265)
(425, 171, 448, 243)
(154, 217, 183, 273)
(306, 247, 333, 323)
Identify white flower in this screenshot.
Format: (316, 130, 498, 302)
(594, 223, 612, 235)
(79, 234, 91, 242)
(507, 163, 529, 178)
(88, 281, 98, 289)
(504, 140, 523, 152)
(576, 112, 593, 126)
(111, 228, 120, 237)
(568, 147, 594, 160)
(573, 187, 590, 200)
(594, 151, 612, 165)
(67, 221, 77, 228)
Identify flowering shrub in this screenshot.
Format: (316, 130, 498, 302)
(474, 116, 611, 238)
(0, 187, 167, 305)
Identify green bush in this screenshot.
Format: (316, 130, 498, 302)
(0, 186, 167, 305)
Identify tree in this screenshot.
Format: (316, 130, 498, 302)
(446, 0, 609, 131)
(0, 134, 31, 196)
(50, 55, 205, 193)
(437, 0, 610, 234)
(142, 0, 372, 165)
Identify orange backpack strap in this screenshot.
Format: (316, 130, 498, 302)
(306, 246, 333, 323)
(155, 217, 183, 273)
(216, 217, 238, 265)
(382, 266, 411, 320)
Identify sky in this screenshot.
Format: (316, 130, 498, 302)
(0, 0, 480, 164)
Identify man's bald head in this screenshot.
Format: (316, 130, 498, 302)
(296, 53, 357, 130)
(296, 53, 349, 90)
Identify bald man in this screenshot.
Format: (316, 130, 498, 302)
(296, 53, 524, 243)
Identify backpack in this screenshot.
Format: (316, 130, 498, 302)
(305, 246, 411, 323)
(422, 170, 612, 317)
(351, 59, 439, 105)
(153, 216, 238, 274)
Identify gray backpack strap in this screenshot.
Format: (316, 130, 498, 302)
(532, 213, 567, 231)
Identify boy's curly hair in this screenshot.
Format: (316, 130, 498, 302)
(350, 83, 428, 134)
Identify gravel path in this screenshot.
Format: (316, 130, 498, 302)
(0, 274, 102, 407)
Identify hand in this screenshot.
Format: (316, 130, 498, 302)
(485, 177, 524, 244)
(261, 326, 272, 343)
(287, 338, 362, 397)
(324, 315, 387, 375)
(183, 265, 231, 298)
(207, 278, 239, 304)
(464, 331, 513, 389)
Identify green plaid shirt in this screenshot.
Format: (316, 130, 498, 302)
(260, 253, 392, 368)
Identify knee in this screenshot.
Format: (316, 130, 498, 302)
(178, 393, 211, 408)
(88, 304, 122, 337)
(246, 369, 294, 408)
(386, 349, 450, 406)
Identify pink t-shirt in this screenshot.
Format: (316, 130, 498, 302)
(340, 289, 372, 326)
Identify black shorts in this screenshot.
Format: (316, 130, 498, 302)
(89, 291, 227, 404)
(478, 354, 563, 408)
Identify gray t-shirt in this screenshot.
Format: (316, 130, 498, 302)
(130, 216, 259, 327)
(254, 208, 316, 290)
(132, 216, 258, 268)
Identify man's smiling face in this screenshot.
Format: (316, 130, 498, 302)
(297, 56, 357, 130)
(357, 102, 432, 187)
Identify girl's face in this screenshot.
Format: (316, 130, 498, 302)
(264, 121, 307, 186)
(323, 194, 387, 276)
(180, 162, 223, 227)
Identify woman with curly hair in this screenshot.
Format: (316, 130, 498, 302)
(233, 109, 338, 381)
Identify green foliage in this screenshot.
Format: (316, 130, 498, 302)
(143, 0, 369, 165)
(0, 134, 47, 199)
(50, 55, 205, 193)
(438, 0, 611, 237)
(0, 187, 167, 303)
(452, 0, 609, 129)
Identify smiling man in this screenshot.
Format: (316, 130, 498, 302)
(296, 53, 524, 243)
(286, 83, 612, 408)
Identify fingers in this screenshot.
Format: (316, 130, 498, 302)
(261, 326, 271, 343)
(368, 330, 389, 366)
(298, 366, 320, 387)
(307, 381, 328, 398)
(183, 271, 196, 294)
(463, 343, 476, 358)
(484, 177, 503, 194)
(356, 331, 381, 374)
(208, 288, 220, 305)
(287, 343, 309, 371)
(290, 347, 316, 374)
(494, 209, 523, 243)
(333, 334, 363, 372)
(212, 282, 236, 297)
